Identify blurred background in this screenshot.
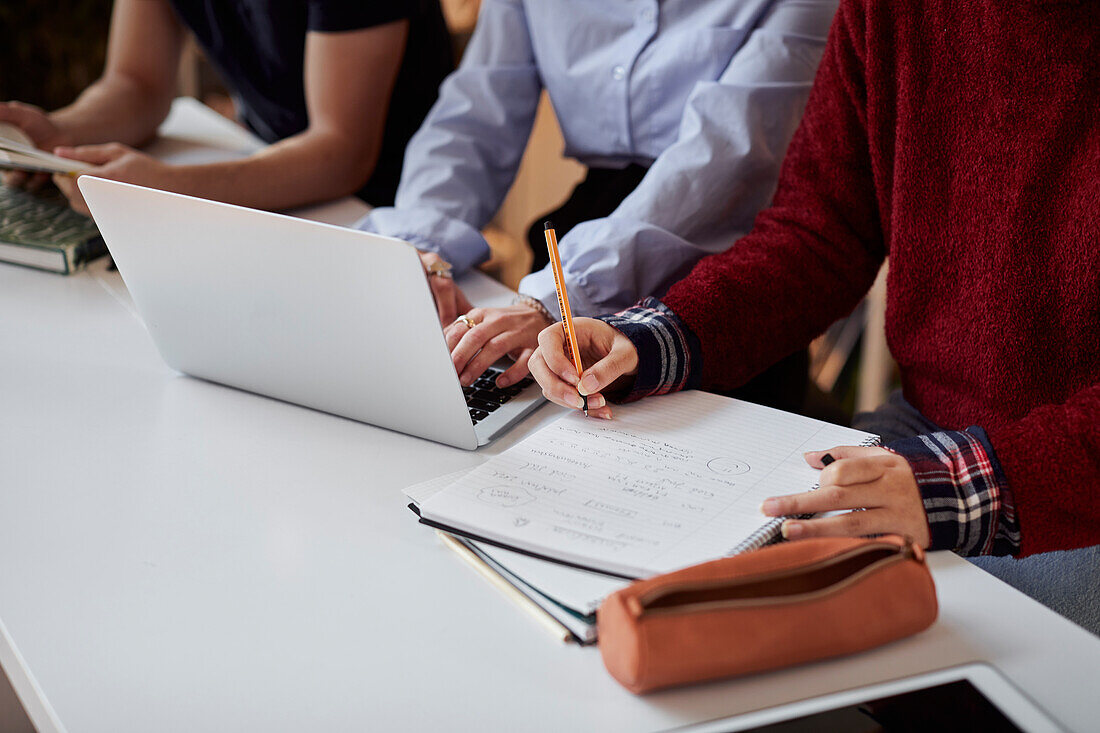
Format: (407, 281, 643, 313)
(0, 1, 111, 110)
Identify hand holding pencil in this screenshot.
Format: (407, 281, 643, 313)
(528, 221, 639, 419)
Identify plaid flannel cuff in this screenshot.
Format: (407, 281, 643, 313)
(888, 428, 1020, 556)
(597, 297, 701, 403)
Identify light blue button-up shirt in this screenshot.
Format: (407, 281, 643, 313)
(361, 0, 837, 317)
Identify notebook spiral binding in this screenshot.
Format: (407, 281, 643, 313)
(727, 434, 882, 556)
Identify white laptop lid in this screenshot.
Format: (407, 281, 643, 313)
(79, 176, 480, 450)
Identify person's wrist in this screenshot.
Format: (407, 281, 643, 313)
(596, 311, 680, 401)
(42, 112, 77, 149)
(513, 294, 554, 326)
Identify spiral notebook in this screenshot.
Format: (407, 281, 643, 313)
(416, 390, 879, 579)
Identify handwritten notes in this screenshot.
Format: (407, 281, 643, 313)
(420, 391, 877, 578)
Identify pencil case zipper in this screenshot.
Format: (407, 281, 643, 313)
(627, 540, 923, 618)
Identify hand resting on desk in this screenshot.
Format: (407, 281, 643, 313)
(763, 446, 931, 549)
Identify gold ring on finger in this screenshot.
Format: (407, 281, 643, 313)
(426, 259, 454, 279)
(454, 314, 479, 329)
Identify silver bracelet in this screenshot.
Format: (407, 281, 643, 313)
(512, 294, 555, 323)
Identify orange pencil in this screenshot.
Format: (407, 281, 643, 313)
(543, 221, 587, 416)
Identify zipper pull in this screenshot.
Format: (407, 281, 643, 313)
(898, 537, 925, 563)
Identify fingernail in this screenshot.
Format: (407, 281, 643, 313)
(579, 374, 599, 394)
(571, 393, 585, 410)
(588, 394, 605, 409)
(496, 376, 511, 388)
(820, 453, 835, 466)
(782, 521, 804, 539)
(554, 367, 580, 385)
(600, 412, 613, 420)
(760, 498, 780, 516)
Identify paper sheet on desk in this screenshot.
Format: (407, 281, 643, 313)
(418, 391, 878, 579)
(405, 471, 629, 617)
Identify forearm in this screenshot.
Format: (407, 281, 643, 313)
(884, 381, 1100, 558)
(49, 73, 172, 148)
(155, 128, 371, 211)
(595, 298, 703, 402)
(520, 0, 837, 317)
(49, 0, 182, 148)
(662, 2, 884, 391)
(986, 383, 1100, 556)
(525, 2, 871, 389)
(889, 429, 1020, 556)
(361, 0, 539, 273)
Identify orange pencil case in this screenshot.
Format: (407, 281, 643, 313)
(596, 535, 937, 694)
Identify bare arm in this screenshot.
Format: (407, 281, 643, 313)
(169, 19, 409, 208)
(57, 19, 409, 212)
(49, 0, 184, 147)
(0, 0, 182, 187)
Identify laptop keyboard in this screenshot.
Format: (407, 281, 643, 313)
(464, 366, 536, 425)
(0, 185, 100, 246)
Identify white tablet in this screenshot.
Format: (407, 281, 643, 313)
(674, 664, 1062, 733)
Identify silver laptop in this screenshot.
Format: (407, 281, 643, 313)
(78, 176, 545, 450)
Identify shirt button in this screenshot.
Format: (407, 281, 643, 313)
(612, 65, 626, 81)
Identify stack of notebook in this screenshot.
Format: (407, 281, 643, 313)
(406, 470, 627, 644)
(407, 391, 878, 644)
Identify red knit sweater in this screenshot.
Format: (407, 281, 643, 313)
(662, 0, 1100, 556)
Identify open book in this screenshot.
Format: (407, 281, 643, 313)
(0, 123, 94, 176)
(417, 391, 878, 579)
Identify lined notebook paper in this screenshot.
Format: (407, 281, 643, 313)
(419, 391, 878, 578)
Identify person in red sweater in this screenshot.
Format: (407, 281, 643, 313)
(528, 0, 1100, 632)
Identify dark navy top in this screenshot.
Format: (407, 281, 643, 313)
(168, 0, 452, 205)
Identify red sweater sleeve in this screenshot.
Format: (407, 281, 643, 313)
(662, 0, 884, 391)
(987, 383, 1100, 556)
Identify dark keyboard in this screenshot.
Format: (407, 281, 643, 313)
(464, 366, 536, 425)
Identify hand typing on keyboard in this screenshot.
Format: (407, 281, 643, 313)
(444, 302, 555, 389)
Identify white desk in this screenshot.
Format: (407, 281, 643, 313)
(2, 103, 1100, 733)
(4, 262, 1100, 733)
